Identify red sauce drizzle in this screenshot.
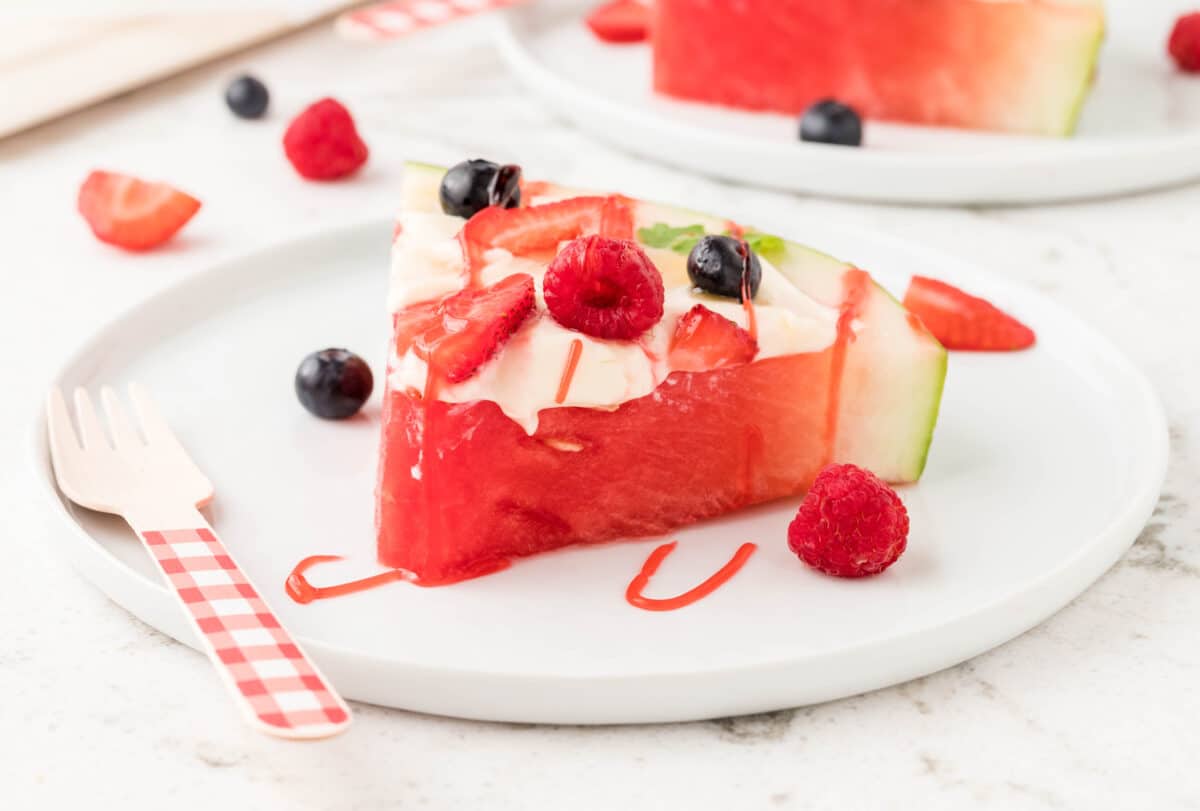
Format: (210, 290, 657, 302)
(555, 338, 584, 404)
(734, 238, 753, 343)
(625, 541, 758, 612)
(741, 268, 758, 343)
(458, 229, 486, 291)
(824, 268, 871, 460)
(285, 555, 511, 604)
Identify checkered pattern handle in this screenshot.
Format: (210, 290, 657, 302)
(336, 0, 531, 40)
(142, 528, 350, 739)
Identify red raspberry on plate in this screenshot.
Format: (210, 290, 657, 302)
(544, 235, 664, 340)
(787, 463, 909, 578)
(283, 98, 369, 180)
(1170, 13, 1200, 72)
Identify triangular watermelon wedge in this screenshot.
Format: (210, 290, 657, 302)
(377, 162, 946, 584)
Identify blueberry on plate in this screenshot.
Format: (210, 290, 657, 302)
(224, 75, 270, 120)
(686, 235, 762, 301)
(439, 159, 522, 219)
(799, 99, 863, 147)
(295, 349, 373, 419)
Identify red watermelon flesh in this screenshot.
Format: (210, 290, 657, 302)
(652, 0, 1105, 136)
(378, 352, 840, 580)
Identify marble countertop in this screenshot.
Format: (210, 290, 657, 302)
(2, 19, 1198, 811)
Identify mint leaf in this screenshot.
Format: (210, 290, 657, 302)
(637, 222, 706, 254)
(740, 229, 785, 258)
(636, 222, 785, 259)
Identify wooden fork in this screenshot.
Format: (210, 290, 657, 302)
(46, 384, 351, 740)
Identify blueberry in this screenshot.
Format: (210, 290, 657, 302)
(224, 75, 270, 119)
(799, 99, 863, 147)
(439, 159, 522, 218)
(295, 349, 373, 419)
(686, 235, 762, 301)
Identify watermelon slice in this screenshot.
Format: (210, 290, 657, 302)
(377, 163, 946, 584)
(652, 0, 1106, 136)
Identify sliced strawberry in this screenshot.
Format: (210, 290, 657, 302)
(463, 195, 633, 254)
(460, 195, 634, 273)
(77, 171, 201, 251)
(586, 0, 649, 44)
(902, 276, 1035, 351)
(394, 274, 536, 383)
(668, 304, 758, 372)
(518, 179, 552, 200)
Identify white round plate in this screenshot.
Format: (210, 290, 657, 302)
(32, 218, 1166, 724)
(496, 0, 1200, 204)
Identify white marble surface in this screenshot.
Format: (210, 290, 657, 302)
(2, 19, 1199, 811)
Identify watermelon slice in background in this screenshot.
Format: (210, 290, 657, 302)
(652, 0, 1106, 136)
(376, 163, 947, 584)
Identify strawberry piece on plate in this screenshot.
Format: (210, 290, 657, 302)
(395, 273, 536, 384)
(586, 0, 649, 44)
(668, 304, 758, 372)
(77, 171, 201, 251)
(902, 275, 1035, 351)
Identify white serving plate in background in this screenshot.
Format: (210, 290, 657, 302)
(496, 0, 1200, 204)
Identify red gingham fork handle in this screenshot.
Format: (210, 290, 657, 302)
(141, 527, 350, 739)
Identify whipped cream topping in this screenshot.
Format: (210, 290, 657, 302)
(387, 210, 839, 434)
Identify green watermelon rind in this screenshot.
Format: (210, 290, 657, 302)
(1061, 21, 1107, 136)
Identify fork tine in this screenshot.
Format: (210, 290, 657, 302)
(46, 387, 82, 460)
(101, 386, 142, 449)
(127, 382, 179, 446)
(72, 388, 110, 450)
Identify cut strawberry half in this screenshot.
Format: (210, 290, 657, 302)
(586, 0, 649, 44)
(77, 171, 201, 251)
(460, 195, 633, 272)
(395, 274, 536, 383)
(668, 304, 759, 372)
(902, 276, 1035, 351)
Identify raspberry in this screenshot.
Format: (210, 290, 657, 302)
(283, 98, 369, 180)
(1170, 13, 1200, 72)
(787, 463, 909, 578)
(543, 236, 664, 340)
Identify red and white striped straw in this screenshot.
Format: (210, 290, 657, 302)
(336, 0, 532, 41)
